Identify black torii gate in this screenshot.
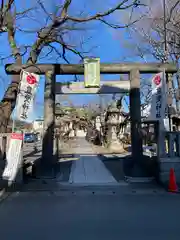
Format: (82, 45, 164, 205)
(5, 62, 177, 177)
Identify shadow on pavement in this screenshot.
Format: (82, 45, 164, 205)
(54, 154, 73, 182)
(99, 153, 161, 188)
(98, 154, 125, 181)
(23, 149, 41, 159)
(0, 131, 162, 193)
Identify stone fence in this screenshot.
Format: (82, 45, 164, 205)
(159, 132, 180, 185)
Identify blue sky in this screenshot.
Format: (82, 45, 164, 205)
(0, 0, 153, 121)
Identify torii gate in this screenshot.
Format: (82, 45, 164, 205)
(5, 62, 177, 177)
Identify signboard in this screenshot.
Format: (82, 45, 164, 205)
(16, 70, 39, 121)
(147, 72, 168, 130)
(84, 58, 100, 87)
(2, 133, 23, 182)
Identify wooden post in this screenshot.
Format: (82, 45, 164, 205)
(41, 70, 55, 172)
(129, 69, 143, 159)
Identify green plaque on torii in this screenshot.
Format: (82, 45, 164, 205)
(84, 58, 100, 88)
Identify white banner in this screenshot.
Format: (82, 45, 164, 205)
(2, 133, 23, 182)
(16, 70, 39, 121)
(147, 72, 168, 130)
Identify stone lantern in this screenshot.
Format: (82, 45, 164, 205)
(98, 111, 105, 145)
(95, 115, 101, 131)
(105, 97, 125, 152)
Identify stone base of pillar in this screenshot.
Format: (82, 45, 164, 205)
(34, 167, 55, 179)
(108, 140, 125, 153)
(33, 157, 56, 179)
(123, 155, 157, 180)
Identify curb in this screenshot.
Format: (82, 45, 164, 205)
(0, 181, 24, 204)
(0, 189, 12, 204)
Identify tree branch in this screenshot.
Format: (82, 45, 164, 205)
(0, 4, 22, 119)
(60, 0, 72, 19)
(99, 16, 141, 29)
(28, 0, 144, 64)
(66, 0, 143, 23)
(0, 0, 14, 31)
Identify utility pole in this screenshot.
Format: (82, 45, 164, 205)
(162, 0, 173, 131)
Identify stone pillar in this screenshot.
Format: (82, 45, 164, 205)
(126, 69, 149, 178)
(41, 70, 55, 175)
(130, 69, 143, 159)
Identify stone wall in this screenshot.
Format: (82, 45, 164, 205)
(157, 132, 180, 186)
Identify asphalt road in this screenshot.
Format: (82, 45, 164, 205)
(14, 139, 180, 239)
(0, 190, 180, 240)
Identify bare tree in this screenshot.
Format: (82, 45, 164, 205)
(0, 0, 144, 133)
(120, 0, 180, 112)
(121, 0, 180, 59)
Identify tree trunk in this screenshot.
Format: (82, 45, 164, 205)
(0, 24, 22, 133)
(0, 79, 19, 133)
(0, 48, 22, 133)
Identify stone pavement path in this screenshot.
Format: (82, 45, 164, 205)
(68, 138, 117, 184)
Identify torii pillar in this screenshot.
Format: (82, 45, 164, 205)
(41, 70, 56, 176)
